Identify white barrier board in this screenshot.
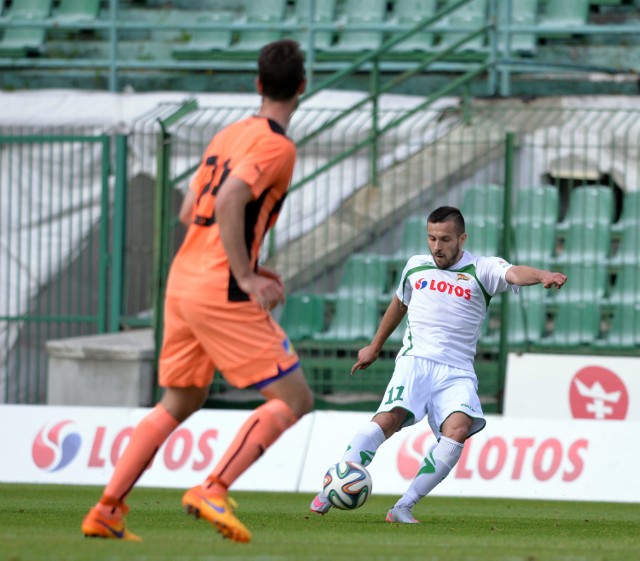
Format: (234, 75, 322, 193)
(0, 405, 312, 491)
(1, 405, 638, 503)
(505, 353, 640, 421)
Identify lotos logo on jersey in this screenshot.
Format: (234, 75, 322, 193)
(569, 366, 628, 420)
(429, 278, 472, 300)
(32, 420, 82, 472)
(414, 278, 429, 290)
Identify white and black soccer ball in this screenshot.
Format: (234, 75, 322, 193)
(323, 461, 372, 510)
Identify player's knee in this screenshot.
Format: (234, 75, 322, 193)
(373, 409, 405, 438)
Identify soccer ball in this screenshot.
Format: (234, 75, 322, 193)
(323, 461, 372, 510)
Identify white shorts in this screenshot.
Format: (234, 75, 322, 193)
(375, 355, 486, 439)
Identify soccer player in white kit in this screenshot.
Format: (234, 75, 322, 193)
(310, 206, 568, 523)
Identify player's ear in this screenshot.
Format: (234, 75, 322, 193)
(459, 232, 467, 247)
(298, 78, 307, 95)
(256, 77, 264, 95)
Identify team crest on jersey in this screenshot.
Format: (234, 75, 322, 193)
(414, 278, 428, 290)
(456, 273, 470, 281)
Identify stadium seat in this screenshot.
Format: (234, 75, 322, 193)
(609, 222, 640, 266)
(54, 0, 100, 22)
(326, 0, 386, 54)
(611, 190, 640, 235)
(389, 0, 437, 53)
(171, 12, 233, 59)
(436, 0, 487, 52)
(512, 221, 556, 268)
(313, 294, 380, 342)
(393, 215, 427, 263)
(461, 183, 504, 224)
(556, 184, 615, 232)
(288, 0, 336, 51)
(230, 0, 286, 53)
(497, 0, 538, 55)
(0, 0, 52, 57)
(463, 221, 501, 257)
(543, 300, 601, 347)
(279, 293, 326, 341)
(335, 253, 389, 297)
(554, 222, 611, 265)
(607, 264, 640, 305)
(513, 185, 560, 226)
(553, 262, 609, 304)
(539, 0, 589, 33)
(599, 302, 640, 348)
(484, 291, 547, 346)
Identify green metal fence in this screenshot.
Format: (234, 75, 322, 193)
(0, 130, 127, 403)
(147, 98, 640, 412)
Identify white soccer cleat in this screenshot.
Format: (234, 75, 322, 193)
(309, 492, 332, 515)
(385, 506, 419, 524)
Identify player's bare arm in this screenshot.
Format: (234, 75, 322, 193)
(178, 188, 197, 227)
(216, 176, 284, 309)
(506, 265, 568, 289)
(351, 296, 408, 374)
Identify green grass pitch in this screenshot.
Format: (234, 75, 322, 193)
(1, 483, 638, 561)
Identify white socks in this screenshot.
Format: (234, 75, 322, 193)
(341, 421, 386, 467)
(394, 436, 464, 509)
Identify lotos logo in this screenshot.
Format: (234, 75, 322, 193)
(414, 278, 428, 290)
(569, 366, 628, 420)
(32, 421, 82, 472)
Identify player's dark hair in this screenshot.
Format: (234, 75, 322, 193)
(427, 206, 466, 235)
(258, 39, 306, 101)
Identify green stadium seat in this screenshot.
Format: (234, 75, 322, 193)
(498, 0, 538, 54)
(389, 0, 437, 53)
(327, 0, 386, 53)
(539, 0, 589, 34)
(231, 0, 286, 53)
(599, 302, 640, 348)
(461, 184, 504, 224)
(436, 0, 487, 52)
(393, 215, 427, 263)
(607, 264, 640, 305)
(543, 300, 601, 347)
(554, 222, 611, 265)
(313, 294, 380, 342)
(609, 222, 640, 266)
(171, 12, 233, 59)
(484, 291, 547, 346)
(335, 253, 389, 297)
(463, 221, 500, 257)
(556, 184, 615, 232)
(513, 185, 559, 226)
(279, 293, 326, 341)
(288, 0, 336, 51)
(0, 0, 52, 57)
(553, 262, 609, 304)
(512, 221, 556, 268)
(54, 0, 100, 22)
(611, 190, 640, 235)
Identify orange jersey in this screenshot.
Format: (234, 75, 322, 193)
(166, 116, 296, 302)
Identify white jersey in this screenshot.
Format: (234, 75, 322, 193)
(395, 251, 517, 371)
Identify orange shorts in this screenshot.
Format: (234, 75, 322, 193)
(158, 295, 300, 389)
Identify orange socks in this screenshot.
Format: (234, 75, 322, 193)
(204, 399, 297, 496)
(101, 403, 179, 505)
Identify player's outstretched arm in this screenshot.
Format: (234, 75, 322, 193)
(351, 296, 407, 374)
(505, 265, 568, 290)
